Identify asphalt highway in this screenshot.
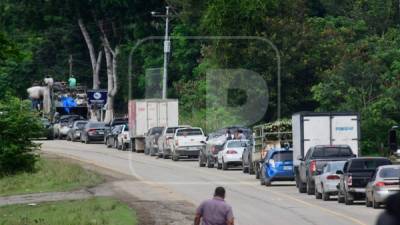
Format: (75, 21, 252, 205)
(42, 140, 382, 225)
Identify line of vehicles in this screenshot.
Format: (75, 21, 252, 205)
(40, 99, 400, 210)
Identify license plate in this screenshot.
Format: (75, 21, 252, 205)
(97, 131, 104, 134)
(284, 166, 292, 170)
(188, 147, 198, 150)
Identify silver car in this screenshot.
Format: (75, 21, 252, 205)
(157, 125, 190, 158)
(315, 161, 346, 201)
(366, 165, 400, 208)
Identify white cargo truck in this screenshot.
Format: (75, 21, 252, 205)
(292, 112, 360, 174)
(128, 99, 178, 152)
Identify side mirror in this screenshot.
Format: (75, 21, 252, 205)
(297, 155, 303, 161)
(336, 170, 344, 175)
(200, 140, 206, 144)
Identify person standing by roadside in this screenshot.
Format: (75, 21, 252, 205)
(194, 187, 234, 225)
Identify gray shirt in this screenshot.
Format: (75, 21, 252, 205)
(196, 197, 234, 225)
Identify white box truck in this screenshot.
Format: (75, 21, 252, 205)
(292, 112, 360, 194)
(128, 99, 178, 152)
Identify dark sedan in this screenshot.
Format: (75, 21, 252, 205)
(80, 121, 106, 144)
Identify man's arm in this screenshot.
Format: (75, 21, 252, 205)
(194, 213, 201, 225)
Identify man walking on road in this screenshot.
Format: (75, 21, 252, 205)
(194, 187, 234, 225)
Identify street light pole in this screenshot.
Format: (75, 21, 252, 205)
(162, 6, 170, 99)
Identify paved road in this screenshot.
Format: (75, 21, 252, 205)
(42, 140, 382, 225)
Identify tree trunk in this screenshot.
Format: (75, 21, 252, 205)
(100, 21, 119, 124)
(78, 18, 103, 121)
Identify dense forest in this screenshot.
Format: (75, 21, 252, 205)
(1, 0, 400, 155)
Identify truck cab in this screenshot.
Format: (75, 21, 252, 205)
(171, 127, 205, 161)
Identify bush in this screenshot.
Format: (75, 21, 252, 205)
(0, 96, 41, 176)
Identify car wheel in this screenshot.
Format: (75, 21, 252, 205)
(372, 194, 380, 209)
(322, 187, 329, 201)
(163, 154, 168, 159)
(337, 190, 345, 203)
(206, 157, 214, 168)
(222, 158, 228, 170)
(260, 166, 265, 185)
(242, 161, 249, 173)
(172, 152, 179, 161)
(306, 178, 315, 195)
(344, 192, 353, 205)
(217, 162, 222, 170)
(85, 138, 89, 144)
(365, 196, 372, 207)
(122, 143, 127, 151)
(315, 189, 322, 199)
(106, 138, 111, 148)
(255, 165, 260, 179)
(198, 154, 206, 167)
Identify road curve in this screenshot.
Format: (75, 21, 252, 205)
(41, 140, 382, 225)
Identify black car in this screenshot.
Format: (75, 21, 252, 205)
(80, 122, 106, 144)
(199, 126, 252, 168)
(337, 157, 392, 205)
(67, 120, 88, 141)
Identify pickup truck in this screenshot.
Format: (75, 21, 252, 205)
(297, 145, 356, 195)
(170, 127, 206, 161)
(337, 157, 392, 205)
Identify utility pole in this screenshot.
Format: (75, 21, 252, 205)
(152, 6, 171, 99)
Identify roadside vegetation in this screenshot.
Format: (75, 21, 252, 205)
(0, 158, 103, 196)
(0, 197, 137, 225)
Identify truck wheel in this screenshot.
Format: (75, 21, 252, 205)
(306, 178, 315, 195)
(242, 162, 249, 173)
(249, 155, 255, 174)
(122, 143, 127, 151)
(337, 191, 345, 203)
(344, 192, 353, 205)
(130, 140, 135, 152)
(297, 174, 306, 193)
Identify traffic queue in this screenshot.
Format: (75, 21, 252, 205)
(44, 99, 400, 211)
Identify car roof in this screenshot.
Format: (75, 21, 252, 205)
(313, 145, 350, 148)
(348, 157, 390, 161)
(377, 165, 400, 169)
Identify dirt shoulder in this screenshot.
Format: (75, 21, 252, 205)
(43, 153, 196, 225)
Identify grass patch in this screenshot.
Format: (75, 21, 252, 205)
(0, 158, 103, 196)
(0, 197, 137, 225)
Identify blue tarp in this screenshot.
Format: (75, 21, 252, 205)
(61, 96, 77, 113)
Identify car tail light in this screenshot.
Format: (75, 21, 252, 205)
(88, 129, 96, 135)
(310, 160, 317, 174)
(375, 182, 385, 187)
(327, 175, 340, 180)
(347, 175, 353, 186)
(226, 150, 237, 154)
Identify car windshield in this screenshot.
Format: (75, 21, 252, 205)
(272, 151, 293, 161)
(151, 127, 163, 134)
(76, 122, 87, 129)
(327, 162, 346, 172)
(311, 147, 353, 158)
(379, 167, 400, 178)
(177, 129, 203, 136)
(166, 127, 180, 134)
(227, 140, 248, 148)
(88, 123, 105, 128)
(349, 159, 391, 171)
